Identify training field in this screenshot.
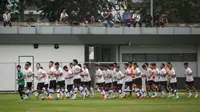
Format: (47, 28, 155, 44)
(0, 93, 199, 112)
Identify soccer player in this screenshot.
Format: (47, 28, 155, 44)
(24, 62, 34, 99)
(54, 62, 64, 100)
(133, 63, 144, 98)
(42, 67, 49, 99)
(184, 63, 198, 98)
(128, 62, 136, 92)
(48, 61, 56, 99)
(16, 65, 25, 101)
(167, 63, 179, 99)
(124, 63, 132, 96)
(71, 59, 82, 100)
(103, 65, 113, 99)
(142, 63, 153, 98)
(152, 63, 160, 98)
(94, 64, 105, 98)
(63, 66, 73, 99)
(115, 66, 125, 98)
(159, 63, 168, 98)
(34, 63, 46, 100)
(110, 64, 117, 98)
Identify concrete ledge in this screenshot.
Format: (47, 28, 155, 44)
(36, 27, 54, 34)
(141, 28, 157, 34)
(18, 27, 36, 34)
(89, 27, 106, 34)
(191, 28, 200, 34)
(54, 27, 71, 34)
(123, 27, 140, 34)
(158, 27, 174, 34)
(174, 27, 190, 34)
(0, 27, 18, 34)
(107, 27, 123, 34)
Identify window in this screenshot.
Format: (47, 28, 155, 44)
(158, 54, 171, 61)
(183, 53, 197, 61)
(133, 54, 146, 62)
(171, 54, 184, 61)
(122, 54, 132, 62)
(146, 54, 158, 61)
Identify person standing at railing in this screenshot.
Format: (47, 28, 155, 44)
(3, 10, 12, 27)
(60, 9, 68, 24)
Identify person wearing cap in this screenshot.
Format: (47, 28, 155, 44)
(24, 62, 34, 99)
(3, 10, 12, 27)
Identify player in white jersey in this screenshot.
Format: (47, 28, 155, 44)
(54, 62, 64, 100)
(24, 62, 34, 99)
(48, 61, 56, 99)
(184, 63, 198, 98)
(142, 63, 153, 97)
(39, 67, 49, 99)
(115, 66, 125, 98)
(71, 59, 82, 100)
(159, 63, 169, 98)
(110, 64, 117, 98)
(103, 65, 113, 99)
(94, 64, 105, 98)
(63, 66, 73, 99)
(34, 63, 46, 100)
(167, 63, 179, 99)
(124, 63, 132, 96)
(133, 63, 143, 98)
(152, 63, 160, 98)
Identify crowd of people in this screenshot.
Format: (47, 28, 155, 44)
(16, 59, 198, 101)
(2, 9, 168, 27)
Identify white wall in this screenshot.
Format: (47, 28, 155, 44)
(0, 44, 85, 91)
(120, 45, 198, 77)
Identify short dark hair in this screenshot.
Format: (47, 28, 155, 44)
(161, 63, 165, 67)
(142, 64, 147, 69)
(40, 67, 43, 69)
(94, 64, 99, 67)
(55, 62, 59, 65)
(69, 63, 73, 65)
(116, 66, 120, 69)
(109, 64, 113, 67)
(128, 61, 132, 64)
(78, 64, 82, 67)
(37, 63, 41, 66)
(133, 62, 138, 67)
(184, 63, 189, 66)
(113, 63, 117, 66)
(63, 66, 68, 69)
(167, 61, 171, 65)
(49, 61, 54, 64)
(84, 63, 88, 67)
(153, 63, 156, 66)
(26, 61, 31, 66)
(73, 59, 78, 64)
(17, 65, 21, 68)
(144, 63, 149, 67)
(124, 63, 128, 66)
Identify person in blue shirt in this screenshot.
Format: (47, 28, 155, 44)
(121, 11, 132, 27)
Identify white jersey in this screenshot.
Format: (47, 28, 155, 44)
(111, 69, 117, 82)
(185, 67, 194, 82)
(81, 68, 91, 82)
(24, 67, 34, 82)
(143, 68, 153, 81)
(116, 71, 124, 84)
(44, 70, 49, 84)
(160, 68, 167, 82)
(95, 69, 104, 83)
(153, 68, 160, 82)
(134, 67, 141, 79)
(124, 68, 132, 82)
(104, 70, 112, 84)
(169, 68, 177, 83)
(72, 65, 81, 79)
(36, 68, 46, 83)
(48, 66, 56, 81)
(64, 70, 73, 85)
(55, 67, 64, 82)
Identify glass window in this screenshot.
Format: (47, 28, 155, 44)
(122, 54, 133, 62)
(183, 53, 197, 61)
(171, 53, 184, 61)
(158, 54, 171, 61)
(146, 54, 158, 61)
(133, 54, 146, 62)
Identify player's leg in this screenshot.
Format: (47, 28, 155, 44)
(49, 81, 53, 99)
(44, 84, 49, 99)
(18, 85, 25, 101)
(135, 78, 141, 98)
(190, 81, 198, 98)
(38, 83, 45, 100)
(88, 81, 94, 97)
(172, 83, 179, 99)
(185, 82, 192, 98)
(25, 82, 32, 99)
(55, 81, 61, 100)
(139, 78, 146, 98)
(60, 81, 65, 99)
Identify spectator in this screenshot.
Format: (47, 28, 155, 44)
(84, 12, 95, 26)
(104, 10, 114, 27)
(121, 11, 132, 27)
(132, 10, 142, 28)
(159, 13, 168, 27)
(113, 11, 122, 23)
(70, 11, 80, 26)
(60, 9, 68, 24)
(153, 13, 160, 27)
(3, 10, 12, 27)
(143, 12, 152, 28)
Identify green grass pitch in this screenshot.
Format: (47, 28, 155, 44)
(0, 92, 199, 112)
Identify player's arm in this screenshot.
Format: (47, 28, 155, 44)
(119, 72, 125, 80)
(17, 72, 25, 81)
(27, 70, 34, 77)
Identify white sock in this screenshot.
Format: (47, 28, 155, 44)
(74, 87, 78, 93)
(154, 92, 157, 96)
(57, 89, 60, 98)
(90, 87, 95, 96)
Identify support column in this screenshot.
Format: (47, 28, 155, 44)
(197, 45, 200, 77)
(116, 45, 119, 62)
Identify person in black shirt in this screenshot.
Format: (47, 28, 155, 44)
(104, 10, 114, 27)
(84, 12, 95, 26)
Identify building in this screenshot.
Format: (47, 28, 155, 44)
(0, 26, 200, 91)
